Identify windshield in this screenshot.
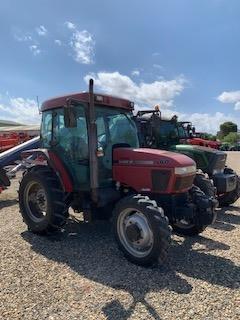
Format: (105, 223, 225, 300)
(96, 106, 139, 148)
(157, 121, 177, 138)
(153, 121, 179, 147)
(95, 106, 139, 184)
(177, 124, 189, 138)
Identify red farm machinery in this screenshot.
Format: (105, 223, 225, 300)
(17, 80, 216, 266)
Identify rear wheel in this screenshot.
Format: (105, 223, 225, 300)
(172, 219, 206, 236)
(19, 168, 69, 234)
(112, 194, 171, 266)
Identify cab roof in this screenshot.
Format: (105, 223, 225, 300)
(41, 92, 134, 112)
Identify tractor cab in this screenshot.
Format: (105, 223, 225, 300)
(178, 121, 195, 139)
(40, 93, 138, 191)
(136, 110, 181, 148)
(178, 121, 221, 149)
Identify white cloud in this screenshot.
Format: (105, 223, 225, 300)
(64, 22, 95, 64)
(217, 90, 240, 111)
(217, 91, 240, 103)
(235, 102, 240, 111)
(65, 21, 76, 30)
(0, 97, 40, 124)
(131, 70, 140, 76)
(54, 39, 62, 46)
(70, 29, 94, 64)
(179, 112, 236, 134)
(36, 25, 47, 36)
(14, 29, 42, 56)
(84, 71, 185, 108)
(153, 64, 163, 70)
(29, 45, 41, 56)
(14, 33, 32, 42)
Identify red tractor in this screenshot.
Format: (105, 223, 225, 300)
(0, 132, 30, 152)
(180, 122, 221, 149)
(18, 80, 216, 266)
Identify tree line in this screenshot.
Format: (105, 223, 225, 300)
(201, 122, 239, 145)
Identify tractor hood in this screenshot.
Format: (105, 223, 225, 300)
(113, 147, 195, 168)
(173, 144, 222, 154)
(112, 148, 196, 194)
(170, 144, 227, 174)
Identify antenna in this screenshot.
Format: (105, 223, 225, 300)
(36, 96, 40, 114)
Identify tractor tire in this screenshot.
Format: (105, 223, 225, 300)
(218, 167, 240, 206)
(19, 168, 69, 234)
(172, 186, 216, 236)
(194, 171, 217, 199)
(112, 194, 171, 267)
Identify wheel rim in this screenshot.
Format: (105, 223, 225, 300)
(117, 208, 154, 258)
(24, 181, 48, 223)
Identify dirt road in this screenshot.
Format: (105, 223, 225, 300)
(0, 153, 239, 319)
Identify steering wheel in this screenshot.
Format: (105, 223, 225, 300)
(102, 143, 113, 170)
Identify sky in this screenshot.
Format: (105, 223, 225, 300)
(0, 0, 240, 133)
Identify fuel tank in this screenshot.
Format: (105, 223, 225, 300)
(113, 148, 196, 194)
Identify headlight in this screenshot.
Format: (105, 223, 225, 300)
(175, 165, 196, 175)
(213, 169, 224, 175)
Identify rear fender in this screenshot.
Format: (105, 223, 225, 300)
(21, 149, 73, 192)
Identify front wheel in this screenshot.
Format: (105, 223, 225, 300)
(112, 194, 171, 266)
(172, 186, 217, 236)
(194, 171, 217, 198)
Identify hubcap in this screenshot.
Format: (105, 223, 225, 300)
(117, 208, 154, 258)
(24, 181, 47, 223)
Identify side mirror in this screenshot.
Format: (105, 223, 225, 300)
(64, 105, 77, 128)
(192, 126, 196, 134)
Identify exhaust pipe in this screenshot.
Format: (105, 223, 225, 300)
(88, 79, 99, 203)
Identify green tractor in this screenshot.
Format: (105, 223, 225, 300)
(18, 80, 216, 267)
(136, 109, 240, 207)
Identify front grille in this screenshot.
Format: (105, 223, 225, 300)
(151, 170, 171, 192)
(175, 174, 195, 191)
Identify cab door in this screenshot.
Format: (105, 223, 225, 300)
(41, 105, 90, 191)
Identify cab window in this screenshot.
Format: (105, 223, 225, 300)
(96, 106, 139, 148)
(41, 111, 52, 148)
(52, 106, 88, 160)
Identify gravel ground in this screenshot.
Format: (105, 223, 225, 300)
(0, 152, 240, 320)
